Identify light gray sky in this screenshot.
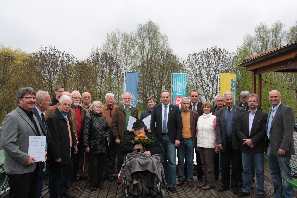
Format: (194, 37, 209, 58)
(1, 0, 296, 59)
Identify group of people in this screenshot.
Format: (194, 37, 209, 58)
(0, 85, 295, 198)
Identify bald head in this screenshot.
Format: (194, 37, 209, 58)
(224, 91, 233, 107)
(269, 90, 281, 106)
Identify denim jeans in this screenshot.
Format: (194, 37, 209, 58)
(161, 135, 176, 187)
(177, 138, 194, 181)
(268, 152, 293, 198)
(242, 152, 264, 195)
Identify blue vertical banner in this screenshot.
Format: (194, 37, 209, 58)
(171, 73, 188, 105)
(124, 72, 139, 107)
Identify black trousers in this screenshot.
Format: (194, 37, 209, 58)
(88, 153, 106, 187)
(72, 143, 85, 180)
(48, 163, 72, 198)
(194, 146, 203, 180)
(8, 169, 40, 198)
(220, 144, 242, 189)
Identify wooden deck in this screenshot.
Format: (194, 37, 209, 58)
(40, 173, 276, 198)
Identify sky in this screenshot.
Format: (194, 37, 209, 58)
(0, 0, 296, 60)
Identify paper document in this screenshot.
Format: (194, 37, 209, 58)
(127, 116, 137, 131)
(142, 115, 151, 130)
(28, 136, 46, 162)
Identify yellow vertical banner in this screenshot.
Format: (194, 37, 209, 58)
(219, 73, 237, 96)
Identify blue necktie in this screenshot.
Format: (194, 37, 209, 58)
(267, 107, 276, 138)
(162, 105, 168, 134)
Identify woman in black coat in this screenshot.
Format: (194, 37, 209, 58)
(83, 101, 111, 190)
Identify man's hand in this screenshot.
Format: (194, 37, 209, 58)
(277, 148, 287, 156)
(243, 139, 254, 148)
(73, 145, 78, 154)
(175, 140, 180, 147)
(85, 146, 90, 153)
(25, 156, 35, 165)
(144, 151, 151, 156)
(215, 144, 223, 153)
(56, 158, 62, 163)
(115, 138, 121, 144)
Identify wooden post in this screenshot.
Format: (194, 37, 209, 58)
(258, 73, 262, 107)
(253, 72, 257, 94)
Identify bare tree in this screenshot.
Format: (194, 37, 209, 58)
(185, 47, 234, 101)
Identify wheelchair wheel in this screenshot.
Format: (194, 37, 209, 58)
(0, 165, 9, 196)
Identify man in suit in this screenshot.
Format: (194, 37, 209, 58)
(267, 90, 295, 198)
(0, 87, 45, 198)
(216, 91, 242, 194)
(32, 90, 51, 198)
(237, 94, 267, 197)
(150, 90, 182, 192)
(112, 92, 138, 172)
(189, 90, 204, 182)
(47, 95, 77, 198)
(177, 97, 198, 186)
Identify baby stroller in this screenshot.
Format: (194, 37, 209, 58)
(118, 152, 167, 198)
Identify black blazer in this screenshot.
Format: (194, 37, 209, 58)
(268, 104, 295, 155)
(150, 104, 182, 144)
(46, 109, 72, 166)
(237, 110, 267, 153)
(216, 106, 241, 150)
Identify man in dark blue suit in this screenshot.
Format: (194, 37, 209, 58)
(32, 90, 51, 198)
(150, 90, 182, 192)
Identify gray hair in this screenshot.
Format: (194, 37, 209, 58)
(105, 92, 115, 100)
(214, 95, 224, 101)
(59, 95, 72, 104)
(224, 91, 233, 98)
(71, 90, 81, 98)
(90, 100, 103, 111)
(16, 87, 35, 102)
(122, 92, 132, 98)
(240, 90, 250, 97)
(36, 90, 50, 104)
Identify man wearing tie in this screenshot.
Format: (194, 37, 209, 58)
(267, 90, 295, 198)
(151, 90, 182, 192)
(1, 87, 44, 198)
(237, 94, 267, 197)
(32, 90, 51, 197)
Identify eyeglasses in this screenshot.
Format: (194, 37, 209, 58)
(22, 96, 36, 100)
(191, 95, 198, 97)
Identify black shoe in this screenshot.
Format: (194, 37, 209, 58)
(238, 191, 250, 197)
(167, 187, 177, 193)
(255, 193, 265, 198)
(231, 187, 240, 194)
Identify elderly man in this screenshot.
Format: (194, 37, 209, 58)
(81, 92, 92, 111)
(112, 92, 138, 172)
(102, 92, 118, 179)
(151, 90, 182, 192)
(238, 91, 250, 112)
(1, 87, 45, 198)
(47, 95, 77, 198)
(237, 94, 267, 197)
(177, 97, 198, 186)
(71, 90, 87, 180)
(267, 90, 295, 198)
(32, 90, 51, 197)
(216, 91, 242, 194)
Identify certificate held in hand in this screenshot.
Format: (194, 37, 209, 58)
(28, 136, 47, 162)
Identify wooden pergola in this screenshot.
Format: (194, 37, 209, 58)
(240, 42, 297, 105)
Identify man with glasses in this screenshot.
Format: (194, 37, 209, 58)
(1, 87, 45, 198)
